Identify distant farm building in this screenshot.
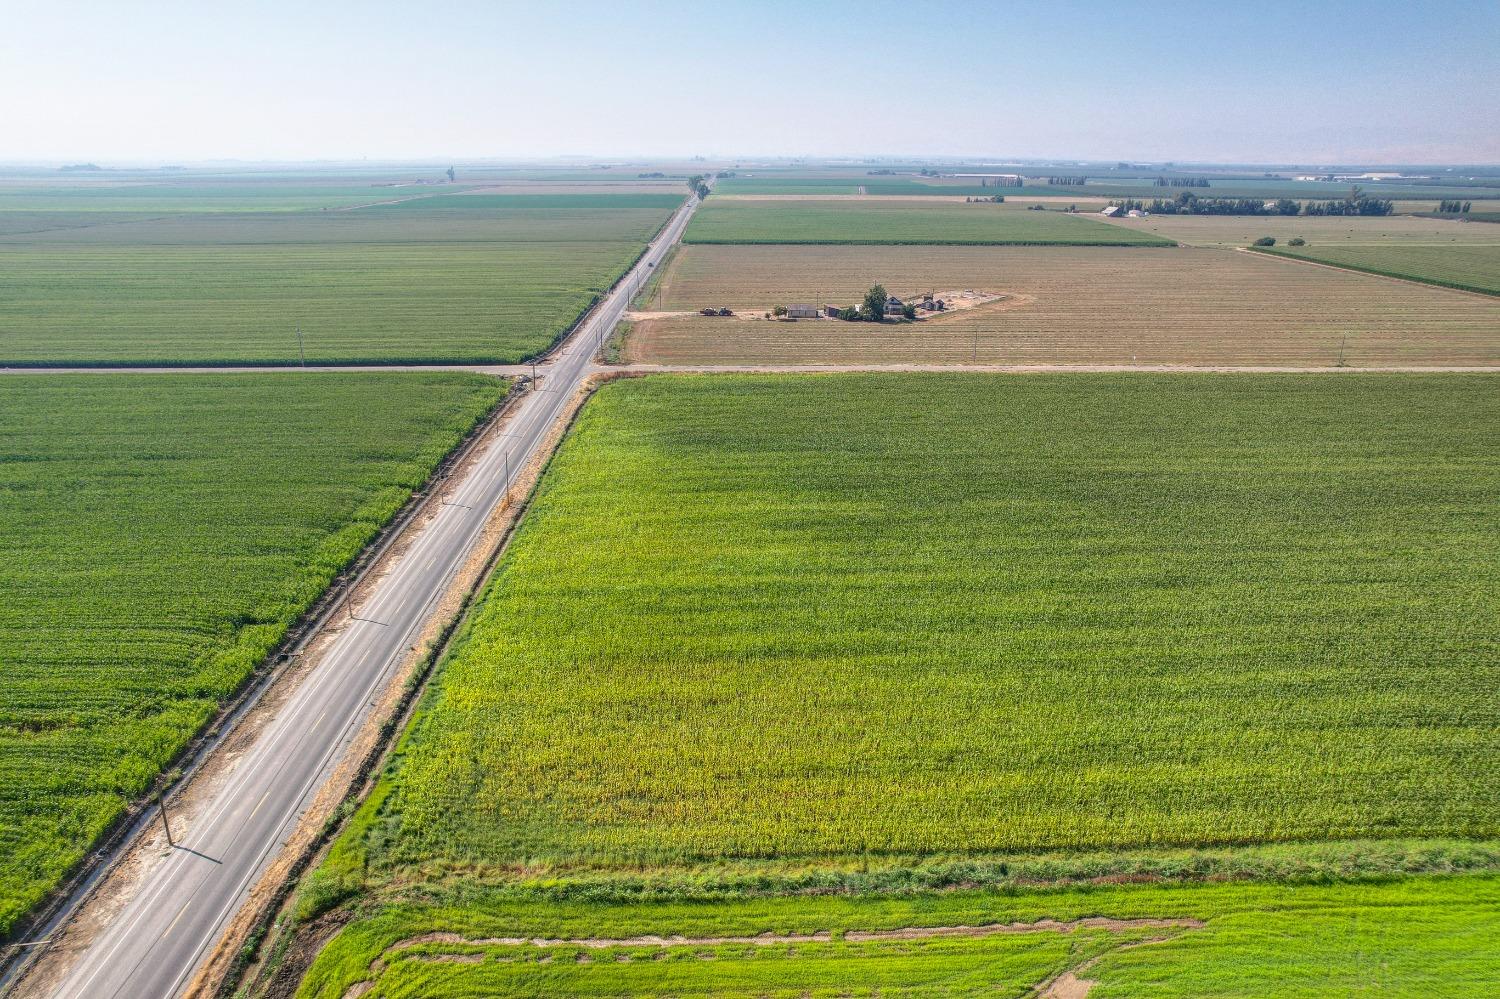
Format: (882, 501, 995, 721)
(885, 296, 906, 318)
(1126, 209, 1147, 218)
(785, 304, 819, 319)
(824, 304, 842, 318)
(1100, 205, 1121, 217)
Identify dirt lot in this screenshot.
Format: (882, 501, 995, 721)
(624, 244, 1500, 367)
(1097, 212, 1500, 248)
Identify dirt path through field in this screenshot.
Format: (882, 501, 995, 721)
(611, 362, 1499, 374)
(380, 916, 1204, 956)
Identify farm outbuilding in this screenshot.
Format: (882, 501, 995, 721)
(786, 304, 819, 318)
(1100, 205, 1121, 217)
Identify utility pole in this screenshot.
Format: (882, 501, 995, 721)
(158, 797, 175, 847)
(296, 325, 306, 367)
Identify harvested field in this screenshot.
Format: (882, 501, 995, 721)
(1098, 212, 1500, 248)
(627, 245, 1500, 366)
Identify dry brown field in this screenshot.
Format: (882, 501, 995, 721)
(458, 182, 682, 195)
(626, 245, 1500, 367)
(1099, 212, 1500, 248)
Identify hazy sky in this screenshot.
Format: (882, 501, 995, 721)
(5, 0, 1498, 164)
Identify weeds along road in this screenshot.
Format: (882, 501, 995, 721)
(33, 193, 703, 999)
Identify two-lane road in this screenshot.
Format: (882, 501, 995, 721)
(38, 192, 702, 999)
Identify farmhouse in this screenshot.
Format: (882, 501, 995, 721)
(885, 296, 906, 318)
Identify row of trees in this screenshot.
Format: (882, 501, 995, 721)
(1438, 200, 1473, 213)
(1113, 188, 1394, 217)
(1046, 176, 1087, 186)
(686, 174, 711, 199)
(1153, 176, 1211, 187)
(1301, 191, 1395, 216)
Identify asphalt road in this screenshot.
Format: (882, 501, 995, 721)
(42, 193, 701, 999)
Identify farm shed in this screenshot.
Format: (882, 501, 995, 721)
(786, 304, 819, 318)
(1100, 205, 1121, 217)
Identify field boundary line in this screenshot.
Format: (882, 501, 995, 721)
(608, 362, 1500, 374)
(0, 375, 527, 996)
(1242, 245, 1500, 298)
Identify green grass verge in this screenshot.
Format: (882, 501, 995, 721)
(684, 200, 1173, 245)
(1253, 244, 1500, 295)
(0, 372, 508, 937)
(297, 874, 1500, 998)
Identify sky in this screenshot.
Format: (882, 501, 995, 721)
(4, 0, 1498, 165)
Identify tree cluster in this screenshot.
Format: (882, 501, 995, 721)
(1153, 176, 1210, 187)
(1047, 176, 1087, 185)
(965, 196, 1005, 203)
(830, 285, 893, 323)
(1302, 192, 1394, 216)
(686, 174, 711, 199)
(1438, 200, 1472, 213)
(1117, 193, 1298, 216)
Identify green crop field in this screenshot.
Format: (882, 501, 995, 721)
(0, 182, 420, 213)
(0, 191, 682, 365)
(684, 199, 1174, 245)
(1257, 243, 1500, 295)
(325, 373, 1496, 885)
(0, 372, 507, 936)
(297, 874, 1500, 998)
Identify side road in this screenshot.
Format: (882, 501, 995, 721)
(12, 191, 703, 999)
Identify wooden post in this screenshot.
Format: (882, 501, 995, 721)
(158, 798, 175, 847)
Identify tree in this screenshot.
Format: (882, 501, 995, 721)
(863, 284, 888, 323)
(1253, 236, 1276, 246)
(446, 166, 455, 182)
